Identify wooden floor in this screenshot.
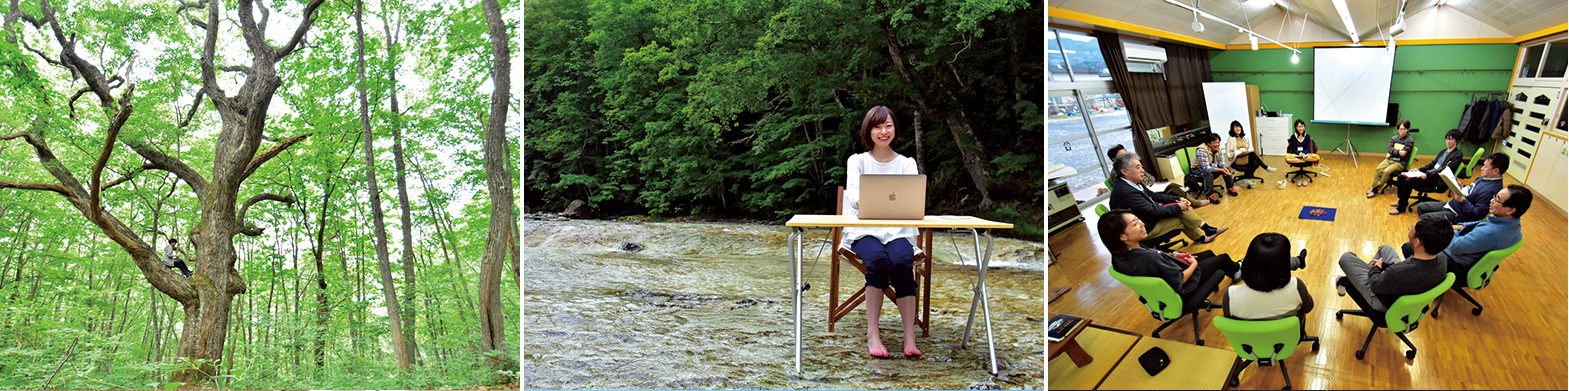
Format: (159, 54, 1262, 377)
(1046, 153, 1569, 390)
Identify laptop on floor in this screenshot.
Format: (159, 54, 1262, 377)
(858, 174, 927, 220)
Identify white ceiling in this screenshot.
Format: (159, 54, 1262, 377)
(1049, 0, 1565, 45)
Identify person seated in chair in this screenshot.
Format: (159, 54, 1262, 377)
(1099, 209, 1240, 309)
(1107, 144, 1208, 208)
(1400, 185, 1531, 280)
(1284, 119, 1320, 187)
(1108, 153, 1230, 245)
(1367, 120, 1416, 198)
(1334, 216, 1452, 314)
(1190, 133, 1238, 203)
(1224, 233, 1313, 335)
(1411, 153, 1508, 223)
(841, 105, 921, 358)
(1226, 120, 1276, 188)
(1388, 129, 1465, 214)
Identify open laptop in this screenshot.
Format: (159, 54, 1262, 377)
(858, 174, 927, 220)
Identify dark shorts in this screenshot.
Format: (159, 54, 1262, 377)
(852, 237, 917, 299)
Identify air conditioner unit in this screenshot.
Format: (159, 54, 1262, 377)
(1123, 40, 1168, 63)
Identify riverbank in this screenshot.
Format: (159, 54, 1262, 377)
(523, 219, 1045, 389)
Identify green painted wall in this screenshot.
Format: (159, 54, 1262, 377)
(1209, 44, 1519, 159)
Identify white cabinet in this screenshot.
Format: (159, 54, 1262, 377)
(1524, 132, 1567, 212)
(1502, 86, 1564, 181)
(1257, 114, 1293, 156)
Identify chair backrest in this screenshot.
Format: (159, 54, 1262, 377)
(1212, 316, 1301, 364)
(1460, 147, 1488, 178)
(1107, 266, 1184, 321)
(1094, 204, 1109, 216)
(1468, 238, 1524, 290)
(1407, 146, 1418, 167)
(1384, 273, 1455, 333)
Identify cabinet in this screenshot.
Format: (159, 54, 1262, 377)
(1502, 86, 1564, 181)
(1524, 132, 1567, 212)
(1047, 181, 1083, 236)
(1256, 114, 1294, 156)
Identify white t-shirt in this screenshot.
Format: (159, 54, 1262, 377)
(841, 152, 920, 249)
(1225, 277, 1306, 320)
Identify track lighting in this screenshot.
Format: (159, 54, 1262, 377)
(1192, 11, 1205, 32)
(1250, 35, 1259, 50)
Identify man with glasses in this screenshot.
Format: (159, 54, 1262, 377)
(1401, 185, 1533, 279)
(1413, 153, 1508, 224)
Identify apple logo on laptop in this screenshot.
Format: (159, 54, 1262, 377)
(888, 193, 897, 201)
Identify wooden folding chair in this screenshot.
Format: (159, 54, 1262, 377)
(828, 186, 933, 336)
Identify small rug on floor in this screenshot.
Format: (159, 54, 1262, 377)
(1299, 206, 1336, 221)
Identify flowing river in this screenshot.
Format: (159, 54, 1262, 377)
(523, 220, 1045, 389)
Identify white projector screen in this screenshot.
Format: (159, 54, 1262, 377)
(1313, 47, 1394, 125)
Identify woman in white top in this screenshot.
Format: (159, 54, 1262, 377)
(842, 105, 922, 358)
(1225, 120, 1276, 188)
(1223, 233, 1316, 339)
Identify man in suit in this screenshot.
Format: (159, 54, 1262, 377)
(1388, 129, 1466, 214)
(1335, 215, 1452, 313)
(1108, 153, 1229, 245)
(1412, 153, 1508, 223)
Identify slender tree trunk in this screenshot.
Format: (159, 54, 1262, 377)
(356, 0, 411, 371)
(384, 14, 421, 365)
(478, 0, 515, 366)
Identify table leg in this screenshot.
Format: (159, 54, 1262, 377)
(1064, 339, 1093, 367)
(790, 227, 803, 374)
(961, 228, 982, 347)
(979, 230, 997, 375)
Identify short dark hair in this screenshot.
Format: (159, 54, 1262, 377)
(168, 238, 177, 244)
(1241, 233, 1293, 292)
(1503, 185, 1533, 218)
(1229, 120, 1246, 138)
(1485, 152, 1510, 175)
(1112, 153, 1140, 179)
(858, 106, 898, 151)
(1444, 128, 1462, 141)
(1203, 132, 1221, 143)
(1097, 209, 1135, 258)
(1107, 144, 1127, 161)
(1413, 215, 1454, 255)
(1294, 119, 1306, 128)
(1396, 120, 1411, 130)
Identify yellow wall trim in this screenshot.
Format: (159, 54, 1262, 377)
(1543, 131, 1568, 142)
(1222, 38, 1514, 50)
(1515, 24, 1568, 43)
(1047, 7, 1226, 49)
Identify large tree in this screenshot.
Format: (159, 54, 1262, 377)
(0, 0, 325, 383)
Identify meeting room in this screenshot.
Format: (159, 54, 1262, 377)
(1044, 0, 1568, 389)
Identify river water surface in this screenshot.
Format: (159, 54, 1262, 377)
(524, 220, 1045, 389)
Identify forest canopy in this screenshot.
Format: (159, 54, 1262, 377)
(0, 0, 519, 389)
(525, 0, 1045, 238)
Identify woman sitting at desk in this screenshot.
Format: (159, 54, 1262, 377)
(841, 105, 922, 358)
(1284, 119, 1319, 188)
(1099, 209, 1240, 309)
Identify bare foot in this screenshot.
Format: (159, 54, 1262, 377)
(903, 342, 922, 357)
(868, 338, 889, 358)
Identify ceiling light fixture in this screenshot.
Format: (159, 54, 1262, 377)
(1330, 0, 1360, 44)
(1163, 0, 1301, 54)
(1251, 35, 1259, 50)
(1192, 11, 1206, 32)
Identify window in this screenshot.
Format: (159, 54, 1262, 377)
(1517, 38, 1567, 79)
(1048, 29, 1111, 82)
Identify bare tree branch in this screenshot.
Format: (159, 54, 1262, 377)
(120, 138, 208, 199)
(0, 180, 70, 196)
(241, 132, 310, 181)
(219, 65, 251, 75)
(179, 89, 205, 128)
(102, 165, 146, 191)
(236, 192, 294, 236)
(198, 0, 225, 109)
(88, 86, 136, 219)
(235, 0, 269, 58)
(16, 38, 62, 66)
(274, 0, 327, 61)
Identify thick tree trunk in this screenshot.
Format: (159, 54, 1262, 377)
(478, 0, 515, 364)
(356, 0, 411, 371)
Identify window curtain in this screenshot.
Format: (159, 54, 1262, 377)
(1162, 43, 1212, 125)
(1094, 30, 1166, 180)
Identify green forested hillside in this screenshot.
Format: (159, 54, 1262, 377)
(526, 0, 1045, 238)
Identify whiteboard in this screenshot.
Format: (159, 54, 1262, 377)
(1313, 47, 1394, 125)
(1202, 82, 1249, 139)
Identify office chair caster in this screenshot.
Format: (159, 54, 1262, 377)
(1229, 377, 1239, 387)
(1283, 386, 1291, 390)
(1355, 349, 1365, 360)
(1473, 308, 1483, 316)
(1196, 339, 1205, 346)
(1335, 311, 1343, 321)
(1311, 341, 1320, 351)
(1406, 349, 1416, 359)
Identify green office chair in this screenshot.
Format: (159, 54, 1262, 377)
(1375, 145, 1419, 194)
(1434, 238, 1524, 317)
(1212, 316, 1320, 390)
(1457, 147, 1488, 179)
(1094, 204, 1109, 216)
(1108, 266, 1221, 345)
(1336, 273, 1455, 360)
